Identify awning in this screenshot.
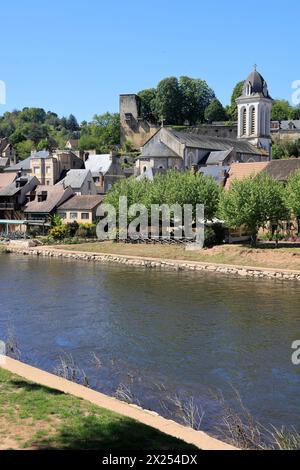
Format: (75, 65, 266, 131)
(0, 220, 27, 225)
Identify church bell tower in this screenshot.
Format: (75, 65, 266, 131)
(236, 66, 273, 158)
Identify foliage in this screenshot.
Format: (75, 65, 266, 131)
(137, 88, 157, 123)
(105, 170, 220, 221)
(78, 112, 120, 153)
(285, 169, 300, 218)
(138, 76, 216, 125)
(272, 139, 300, 159)
(219, 174, 288, 245)
(75, 223, 96, 238)
(226, 81, 244, 121)
(49, 224, 69, 240)
(271, 100, 293, 121)
(204, 98, 228, 123)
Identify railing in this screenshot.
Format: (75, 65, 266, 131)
(0, 203, 15, 210)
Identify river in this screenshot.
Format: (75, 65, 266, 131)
(1, 253, 300, 437)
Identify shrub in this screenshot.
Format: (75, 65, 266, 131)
(49, 224, 69, 241)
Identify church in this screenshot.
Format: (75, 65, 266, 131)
(134, 67, 273, 176)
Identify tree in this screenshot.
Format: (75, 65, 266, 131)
(271, 100, 292, 121)
(138, 88, 157, 123)
(285, 170, 300, 230)
(179, 76, 215, 125)
(227, 81, 244, 121)
(66, 114, 80, 132)
(152, 77, 182, 125)
(78, 112, 120, 153)
(204, 98, 228, 123)
(15, 140, 35, 159)
(219, 174, 288, 246)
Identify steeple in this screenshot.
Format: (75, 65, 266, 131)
(236, 66, 273, 158)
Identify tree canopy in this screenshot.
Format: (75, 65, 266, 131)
(204, 98, 228, 123)
(138, 76, 216, 126)
(219, 174, 288, 245)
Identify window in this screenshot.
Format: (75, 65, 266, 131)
(81, 213, 89, 220)
(60, 212, 66, 219)
(46, 166, 51, 174)
(88, 181, 92, 191)
(242, 108, 247, 136)
(251, 107, 256, 135)
(33, 167, 39, 174)
(70, 212, 78, 220)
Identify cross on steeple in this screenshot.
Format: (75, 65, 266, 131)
(253, 64, 257, 71)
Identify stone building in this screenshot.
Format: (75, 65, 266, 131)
(135, 67, 273, 176)
(5, 150, 84, 185)
(120, 94, 159, 149)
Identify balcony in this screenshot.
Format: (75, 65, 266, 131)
(0, 203, 16, 210)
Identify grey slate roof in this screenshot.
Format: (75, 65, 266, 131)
(263, 159, 300, 181)
(57, 169, 90, 189)
(5, 156, 31, 172)
(58, 195, 103, 211)
(85, 154, 112, 175)
(206, 148, 233, 165)
(0, 176, 35, 197)
(199, 165, 230, 185)
(141, 141, 179, 158)
(170, 129, 268, 155)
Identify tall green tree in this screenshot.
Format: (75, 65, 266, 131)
(226, 81, 244, 121)
(271, 100, 292, 121)
(219, 174, 288, 246)
(179, 76, 215, 125)
(138, 88, 157, 123)
(285, 170, 300, 230)
(204, 98, 228, 123)
(152, 77, 182, 125)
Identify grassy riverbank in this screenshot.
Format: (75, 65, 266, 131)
(58, 242, 300, 271)
(0, 368, 195, 450)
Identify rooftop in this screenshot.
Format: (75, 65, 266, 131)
(85, 154, 112, 175)
(58, 194, 103, 211)
(263, 158, 300, 181)
(225, 162, 269, 189)
(24, 185, 73, 213)
(57, 169, 91, 189)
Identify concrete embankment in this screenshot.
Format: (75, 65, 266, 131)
(0, 356, 237, 451)
(4, 244, 300, 282)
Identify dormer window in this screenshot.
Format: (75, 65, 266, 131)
(246, 83, 251, 96)
(38, 191, 47, 202)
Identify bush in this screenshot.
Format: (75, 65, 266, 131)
(67, 221, 79, 237)
(75, 223, 96, 238)
(49, 224, 69, 241)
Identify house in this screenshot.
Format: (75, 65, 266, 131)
(0, 138, 15, 162)
(263, 159, 300, 182)
(56, 169, 97, 195)
(24, 185, 74, 224)
(65, 139, 79, 150)
(224, 159, 300, 189)
(84, 153, 124, 193)
(57, 195, 103, 224)
(0, 173, 39, 230)
(224, 162, 269, 189)
(5, 150, 84, 185)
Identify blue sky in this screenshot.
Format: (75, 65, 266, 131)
(0, 0, 298, 122)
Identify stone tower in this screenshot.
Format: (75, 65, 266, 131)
(236, 66, 273, 157)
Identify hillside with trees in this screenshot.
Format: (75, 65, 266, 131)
(0, 108, 120, 159)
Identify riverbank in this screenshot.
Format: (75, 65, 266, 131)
(0, 357, 235, 451)
(4, 242, 300, 281)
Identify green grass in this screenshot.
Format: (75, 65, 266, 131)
(0, 368, 196, 450)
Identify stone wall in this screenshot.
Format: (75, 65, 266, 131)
(5, 246, 300, 282)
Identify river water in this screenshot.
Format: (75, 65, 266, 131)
(1, 253, 300, 436)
